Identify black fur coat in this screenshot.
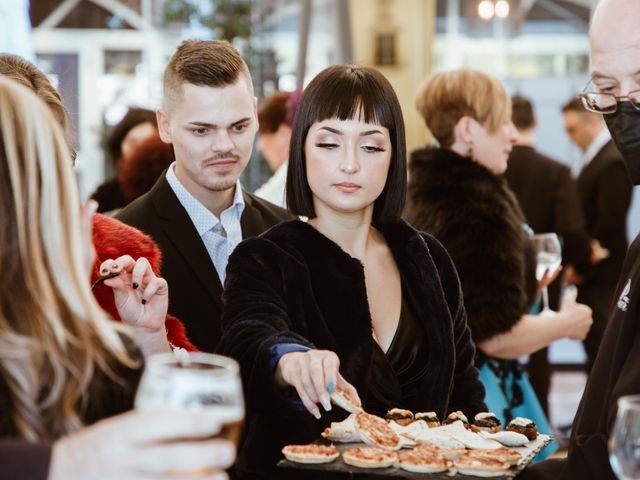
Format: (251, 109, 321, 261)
(219, 219, 486, 479)
(405, 147, 537, 343)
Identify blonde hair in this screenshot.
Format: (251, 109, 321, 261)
(415, 69, 512, 148)
(0, 77, 136, 441)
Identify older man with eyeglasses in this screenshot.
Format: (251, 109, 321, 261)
(521, 1, 640, 479)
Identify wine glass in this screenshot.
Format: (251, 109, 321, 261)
(610, 395, 640, 479)
(530, 233, 562, 316)
(135, 352, 244, 475)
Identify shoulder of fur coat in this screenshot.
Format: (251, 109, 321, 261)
(404, 147, 537, 342)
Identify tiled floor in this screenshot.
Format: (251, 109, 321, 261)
(548, 370, 588, 431)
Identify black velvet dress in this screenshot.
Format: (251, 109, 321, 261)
(367, 299, 429, 416)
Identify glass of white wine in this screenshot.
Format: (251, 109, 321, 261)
(610, 395, 640, 480)
(135, 352, 244, 476)
(530, 232, 562, 316)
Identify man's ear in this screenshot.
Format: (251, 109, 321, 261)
(157, 108, 172, 144)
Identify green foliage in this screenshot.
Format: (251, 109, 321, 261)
(162, 0, 252, 42)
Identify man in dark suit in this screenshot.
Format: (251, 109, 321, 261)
(117, 40, 292, 352)
(562, 97, 632, 369)
(504, 95, 593, 414)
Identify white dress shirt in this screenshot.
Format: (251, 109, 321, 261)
(254, 162, 288, 208)
(572, 128, 611, 178)
(165, 162, 245, 284)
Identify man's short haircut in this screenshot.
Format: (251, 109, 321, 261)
(163, 40, 252, 108)
(286, 65, 407, 225)
(562, 97, 588, 115)
(511, 95, 535, 130)
(415, 69, 511, 148)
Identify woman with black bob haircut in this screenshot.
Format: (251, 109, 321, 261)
(219, 65, 486, 479)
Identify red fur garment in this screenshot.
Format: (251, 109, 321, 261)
(91, 213, 196, 351)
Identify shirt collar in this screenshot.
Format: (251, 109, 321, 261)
(582, 128, 611, 167)
(165, 162, 245, 236)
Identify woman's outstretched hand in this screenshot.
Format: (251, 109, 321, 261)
(275, 349, 361, 419)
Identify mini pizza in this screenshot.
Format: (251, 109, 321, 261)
(281, 444, 340, 464)
(342, 447, 398, 469)
(471, 412, 502, 433)
(321, 414, 360, 443)
(355, 412, 402, 451)
(330, 387, 363, 414)
(467, 447, 522, 466)
(396, 449, 452, 473)
(506, 417, 538, 440)
(385, 408, 414, 426)
(415, 411, 440, 428)
(480, 430, 529, 447)
(443, 410, 469, 427)
(454, 455, 511, 477)
(414, 443, 466, 460)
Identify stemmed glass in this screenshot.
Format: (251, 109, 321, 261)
(530, 233, 562, 316)
(135, 352, 245, 475)
(610, 395, 640, 479)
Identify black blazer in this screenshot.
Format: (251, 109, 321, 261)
(505, 145, 592, 272)
(219, 220, 486, 479)
(576, 139, 632, 290)
(116, 174, 293, 352)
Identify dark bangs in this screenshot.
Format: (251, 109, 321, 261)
(286, 65, 407, 224)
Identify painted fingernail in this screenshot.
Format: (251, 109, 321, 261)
(327, 382, 335, 394)
(321, 394, 332, 412)
(132, 282, 138, 290)
(141, 299, 146, 305)
(312, 409, 321, 420)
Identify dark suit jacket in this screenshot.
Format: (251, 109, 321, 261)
(577, 139, 632, 290)
(505, 145, 592, 274)
(116, 174, 293, 352)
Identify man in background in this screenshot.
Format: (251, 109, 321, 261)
(562, 97, 632, 369)
(504, 95, 592, 414)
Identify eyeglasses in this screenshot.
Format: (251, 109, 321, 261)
(578, 80, 640, 114)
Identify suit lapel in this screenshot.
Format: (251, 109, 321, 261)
(150, 177, 224, 309)
(240, 192, 268, 237)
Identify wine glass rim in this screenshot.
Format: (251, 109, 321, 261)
(617, 394, 640, 408)
(145, 352, 240, 377)
(530, 232, 560, 239)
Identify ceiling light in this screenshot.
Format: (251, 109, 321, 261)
(495, 0, 510, 18)
(478, 0, 495, 20)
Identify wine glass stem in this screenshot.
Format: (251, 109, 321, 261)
(542, 286, 550, 312)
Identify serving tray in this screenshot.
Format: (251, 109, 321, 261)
(278, 434, 552, 478)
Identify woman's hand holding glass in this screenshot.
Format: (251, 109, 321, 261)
(49, 409, 235, 480)
(275, 349, 361, 419)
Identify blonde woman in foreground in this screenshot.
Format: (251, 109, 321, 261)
(0, 76, 234, 479)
